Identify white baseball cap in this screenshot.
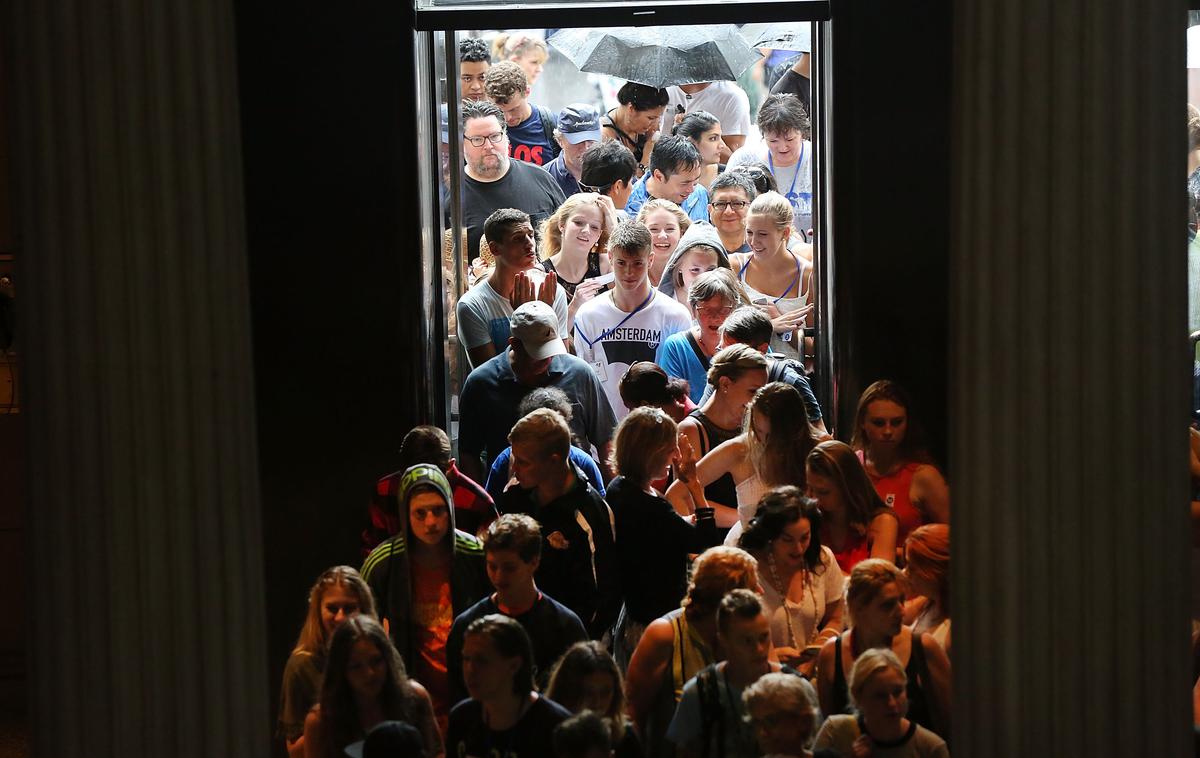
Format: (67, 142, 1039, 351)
(510, 301, 566, 360)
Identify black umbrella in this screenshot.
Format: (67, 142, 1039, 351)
(547, 25, 760, 89)
(741, 22, 812, 53)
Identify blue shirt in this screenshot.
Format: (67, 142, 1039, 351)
(485, 444, 607, 501)
(545, 153, 582, 198)
(657, 330, 709, 404)
(624, 174, 710, 221)
(507, 106, 556, 167)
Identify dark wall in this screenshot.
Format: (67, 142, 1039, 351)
(233, 5, 426, 753)
(830, 0, 952, 464)
(234, 0, 954, 752)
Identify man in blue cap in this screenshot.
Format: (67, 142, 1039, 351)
(544, 103, 602, 198)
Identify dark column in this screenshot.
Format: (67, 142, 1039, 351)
(7, 0, 268, 754)
(951, 1, 1192, 755)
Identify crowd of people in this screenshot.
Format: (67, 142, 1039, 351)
(279, 32, 954, 758)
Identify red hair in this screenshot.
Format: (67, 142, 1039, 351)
(905, 523, 949, 608)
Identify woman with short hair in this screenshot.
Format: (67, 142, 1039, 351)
(445, 614, 572, 757)
(814, 559, 952, 744)
(814, 648, 949, 757)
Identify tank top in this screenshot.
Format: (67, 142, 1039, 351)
(541, 252, 603, 300)
(603, 110, 650, 175)
(644, 607, 715, 758)
(857, 450, 925, 544)
(831, 632, 935, 734)
(737, 252, 809, 360)
(825, 508, 897, 575)
(687, 409, 739, 511)
(724, 473, 771, 546)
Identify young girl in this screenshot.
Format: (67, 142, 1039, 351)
(605, 406, 718, 664)
(667, 381, 822, 546)
(546, 641, 644, 758)
(539, 193, 616, 323)
(851, 380, 951, 544)
(674, 111, 723, 188)
(446, 614, 572, 757)
(491, 33, 549, 88)
(635, 199, 690, 287)
(302, 615, 442, 758)
(806, 440, 900, 574)
(278, 566, 375, 758)
(727, 191, 814, 362)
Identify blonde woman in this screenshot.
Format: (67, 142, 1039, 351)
(666, 381, 822, 545)
(278, 566, 376, 758)
(635, 198, 690, 286)
(728, 191, 814, 361)
(539, 193, 617, 321)
(490, 33, 548, 87)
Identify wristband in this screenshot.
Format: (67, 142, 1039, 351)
(695, 507, 716, 526)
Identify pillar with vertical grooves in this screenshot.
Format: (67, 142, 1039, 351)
(951, 1, 1192, 755)
(7, 0, 268, 754)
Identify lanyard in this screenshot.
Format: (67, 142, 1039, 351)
(769, 142, 804, 199)
(575, 290, 654, 348)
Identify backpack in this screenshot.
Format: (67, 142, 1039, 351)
(696, 663, 804, 758)
(536, 105, 562, 161)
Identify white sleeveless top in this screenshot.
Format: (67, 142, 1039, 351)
(724, 473, 771, 546)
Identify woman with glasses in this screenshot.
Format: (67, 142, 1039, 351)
(707, 171, 758, 255)
(658, 265, 747, 405)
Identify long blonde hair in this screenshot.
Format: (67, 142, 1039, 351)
(293, 566, 377, 656)
(539, 193, 612, 261)
(745, 382, 819, 487)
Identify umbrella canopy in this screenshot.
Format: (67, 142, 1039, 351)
(741, 22, 812, 53)
(548, 25, 761, 89)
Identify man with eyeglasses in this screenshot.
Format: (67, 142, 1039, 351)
(727, 94, 814, 239)
(707, 171, 758, 255)
(579, 140, 639, 221)
(460, 99, 566, 266)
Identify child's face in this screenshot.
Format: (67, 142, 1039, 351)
(609, 246, 652, 291)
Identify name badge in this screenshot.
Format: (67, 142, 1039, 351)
(590, 361, 609, 382)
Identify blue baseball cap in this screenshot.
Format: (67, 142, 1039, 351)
(557, 103, 601, 144)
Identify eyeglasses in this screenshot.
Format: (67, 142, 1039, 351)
(710, 200, 749, 211)
(695, 306, 735, 318)
(578, 181, 613, 194)
(465, 132, 505, 147)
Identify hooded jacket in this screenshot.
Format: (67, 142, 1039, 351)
(361, 464, 489, 670)
(657, 221, 731, 300)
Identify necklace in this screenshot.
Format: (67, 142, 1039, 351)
(767, 551, 819, 647)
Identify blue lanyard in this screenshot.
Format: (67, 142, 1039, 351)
(575, 290, 654, 348)
(769, 142, 804, 199)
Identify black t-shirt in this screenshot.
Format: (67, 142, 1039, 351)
(462, 160, 566, 263)
(605, 476, 720, 625)
(446, 592, 588, 706)
(446, 695, 572, 758)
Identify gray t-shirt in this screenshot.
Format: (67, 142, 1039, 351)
(456, 276, 569, 360)
(727, 141, 813, 235)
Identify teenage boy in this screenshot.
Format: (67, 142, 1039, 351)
(572, 221, 692, 421)
(360, 464, 490, 730)
(727, 93, 813, 236)
(623, 136, 710, 222)
(579, 140, 639, 220)
(707, 170, 757, 255)
(446, 513, 588, 704)
(660, 80, 752, 158)
(544, 104, 602, 198)
(484, 60, 559, 167)
(716, 305, 826, 434)
(460, 99, 566, 262)
(459, 37, 491, 101)
(362, 425, 498, 557)
(456, 207, 568, 369)
(667, 589, 817, 758)
(458, 301, 617, 486)
(499, 409, 621, 639)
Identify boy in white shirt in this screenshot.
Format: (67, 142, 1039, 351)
(572, 221, 692, 421)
